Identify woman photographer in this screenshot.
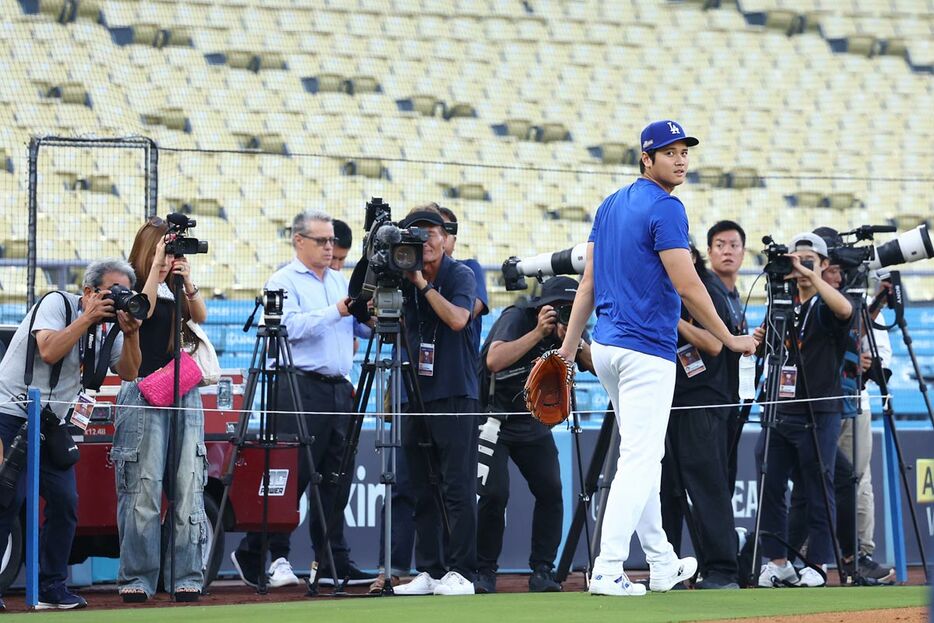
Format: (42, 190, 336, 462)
(113, 217, 208, 603)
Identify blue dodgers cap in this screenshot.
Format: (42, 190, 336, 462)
(640, 120, 699, 152)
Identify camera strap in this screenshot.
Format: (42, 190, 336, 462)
(81, 323, 120, 392)
(24, 291, 72, 392)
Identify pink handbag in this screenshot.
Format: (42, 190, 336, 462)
(137, 351, 203, 408)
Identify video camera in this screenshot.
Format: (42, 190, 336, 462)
(164, 212, 208, 256)
(502, 242, 587, 291)
(828, 224, 933, 284)
(348, 198, 429, 328)
(761, 235, 814, 307)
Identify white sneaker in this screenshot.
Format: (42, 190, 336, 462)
(797, 566, 826, 587)
(649, 556, 697, 592)
(394, 572, 439, 596)
(588, 570, 646, 596)
(432, 571, 475, 596)
(267, 557, 301, 588)
(758, 561, 800, 587)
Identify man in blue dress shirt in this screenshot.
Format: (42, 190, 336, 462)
(232, 210, 374, 589)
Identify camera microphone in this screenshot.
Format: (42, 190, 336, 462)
(167, 212, 195, 228)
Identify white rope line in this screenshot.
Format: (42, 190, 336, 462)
(28, 393, 893, 418)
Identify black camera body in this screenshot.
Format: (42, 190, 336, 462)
(164, 212, 208, 256)
(105, 284, 150, 320)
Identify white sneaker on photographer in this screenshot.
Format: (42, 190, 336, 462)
(394, 572, 439, 596)
(267, 558, 300, 588)
(797, 566, 826, 587)
(432, 571, 475, 596)
(758, 561, 800, 587)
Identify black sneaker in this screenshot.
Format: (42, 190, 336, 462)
(231, 550, 260, 588)
(528, 565, 561, 593)
(843, 554, 895, 584)
(318, 563, 378, 586)
(474, 568, 497, 594)
(37, 585, 87, 610)
(695, 573, 740, 590)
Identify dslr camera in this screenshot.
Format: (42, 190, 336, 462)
(104, 284, 150, 320)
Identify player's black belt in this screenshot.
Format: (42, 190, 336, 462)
(300, 370, 348, 384)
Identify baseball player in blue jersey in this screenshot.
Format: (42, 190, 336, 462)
(559, 120, 758, 596)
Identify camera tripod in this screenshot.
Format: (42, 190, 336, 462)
(748, 276, 844, 587)
(555, 405, 614, 583)
(846, 269, 929, 584)
(208, 300, 340, 594)
(315, 312, 449, 596)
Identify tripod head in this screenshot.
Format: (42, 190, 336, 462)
(243, 289, 287, 333)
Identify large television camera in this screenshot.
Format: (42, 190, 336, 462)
(348, 198, 429, 329)
(829, 224, 932, 284)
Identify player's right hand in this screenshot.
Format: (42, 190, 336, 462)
(728, 334, 758, 356)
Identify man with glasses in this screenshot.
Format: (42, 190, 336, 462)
(232, 211, 375, 589)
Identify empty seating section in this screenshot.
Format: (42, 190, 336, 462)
(0, 0, 931, 305)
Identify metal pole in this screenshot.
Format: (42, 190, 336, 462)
(25, 387, 41, 609)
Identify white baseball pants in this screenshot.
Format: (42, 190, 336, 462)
(591, 342, 677, 573)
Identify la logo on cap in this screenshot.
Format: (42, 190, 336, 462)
(667, 121, 681, 135)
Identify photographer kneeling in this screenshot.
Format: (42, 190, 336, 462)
(754, 233, 852, 588)
(476, 277, 593, 594)
(393, 205, 480, 597)
(0, 259, 142, 610)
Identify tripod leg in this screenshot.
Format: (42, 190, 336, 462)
(569, 411, 593, 575)
(277, 337, 343, 594)
(555, 407, 615, 583)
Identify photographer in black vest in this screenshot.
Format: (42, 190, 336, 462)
(475, 276, 593, 594)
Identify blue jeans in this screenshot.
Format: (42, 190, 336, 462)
(113, 381, 206, 595)
(0, 411, 78, 595)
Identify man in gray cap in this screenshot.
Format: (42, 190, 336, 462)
(752, 232, 853, 588)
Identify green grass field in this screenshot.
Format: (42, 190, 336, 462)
(3, 586, 928, 623)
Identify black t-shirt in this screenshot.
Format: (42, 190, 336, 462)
(672, 274, 733, 408)
(706, 272, 747, 401)
(138, 297, 173, 377)
(777, 295, 852, 415)
(402, 254, 479, 403)
(482, 305, 562, 412)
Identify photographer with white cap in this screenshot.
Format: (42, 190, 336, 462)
(753, 232, 853, 588)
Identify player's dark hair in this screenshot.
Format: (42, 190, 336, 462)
(706, 220, 747, 248)
(639, 149, 657, 174)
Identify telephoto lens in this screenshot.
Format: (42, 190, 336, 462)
(0, 423, 28, 509)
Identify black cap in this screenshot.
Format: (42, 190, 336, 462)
(399, 210, 445, 229)
(531, 276, 579, 307)
(813, 226, 843, 249)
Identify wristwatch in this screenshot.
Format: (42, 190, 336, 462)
(418, 283, 432, 295)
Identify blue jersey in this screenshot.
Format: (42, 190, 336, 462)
(588, 178, 690, 361)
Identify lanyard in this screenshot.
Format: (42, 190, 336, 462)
(414, 283, 442, 345)
(796, 297, 817, 348)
